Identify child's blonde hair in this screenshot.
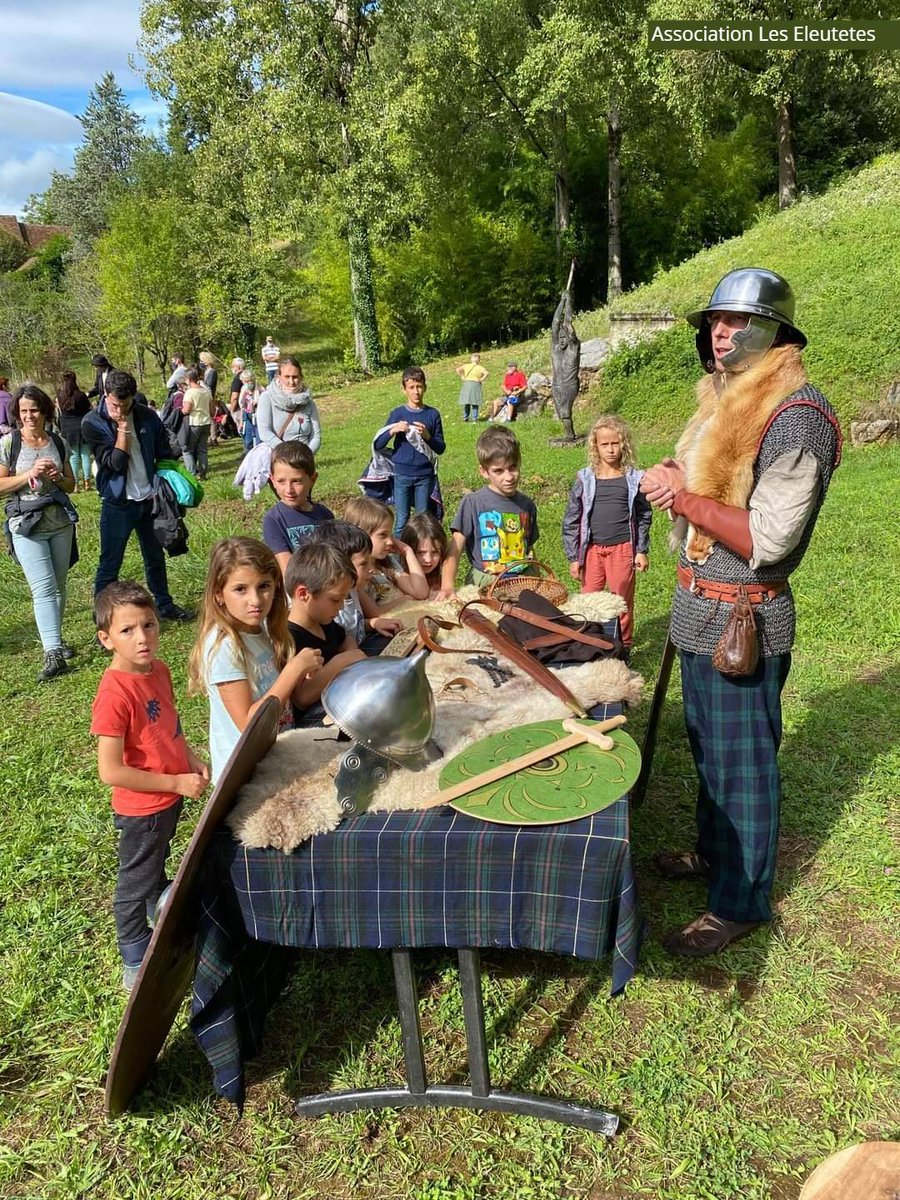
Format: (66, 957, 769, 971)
(188, 537, 292, 695)
(588, 414, 636, 472)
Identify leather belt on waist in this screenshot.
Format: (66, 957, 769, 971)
(677, 565, 787, 606)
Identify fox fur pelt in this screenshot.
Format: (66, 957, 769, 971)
(672, 345, 808, 563)
(228, 588, 640, 854)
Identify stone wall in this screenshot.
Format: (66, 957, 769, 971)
(608, 310, 677, 351)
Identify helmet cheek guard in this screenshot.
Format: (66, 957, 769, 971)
(721, 314, 779, 370)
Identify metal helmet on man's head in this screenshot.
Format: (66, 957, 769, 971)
(687, 268, 807, 372)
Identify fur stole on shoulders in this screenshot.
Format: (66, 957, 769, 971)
(673, 346, 808, 563)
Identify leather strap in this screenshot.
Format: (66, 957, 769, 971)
(416, 616, 464, 654)
(677, 564, 786, 606)
(479, 596, 618, 654)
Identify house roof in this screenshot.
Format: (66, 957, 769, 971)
(0, 216, 70, 251)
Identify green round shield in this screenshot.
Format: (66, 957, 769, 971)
(439, 719, 642, 826)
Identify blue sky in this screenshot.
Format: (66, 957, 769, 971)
(0, 0, 165, 216)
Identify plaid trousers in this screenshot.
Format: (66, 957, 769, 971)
(680, 651, 791, 923)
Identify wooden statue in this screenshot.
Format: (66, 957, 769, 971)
(551, 263, 580, 440)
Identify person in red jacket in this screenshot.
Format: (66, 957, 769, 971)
(488, 361, 527, 423)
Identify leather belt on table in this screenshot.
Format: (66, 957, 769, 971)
(677, 564, 787, 606)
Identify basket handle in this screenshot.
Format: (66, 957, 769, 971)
(486, 559, 558, 596)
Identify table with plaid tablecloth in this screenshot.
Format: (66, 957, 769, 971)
(190, 700, 642, 1109)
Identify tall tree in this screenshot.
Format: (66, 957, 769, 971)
(141, 0, 387, 371)
(649, 0, 900, 208)
(28, 73, 147, 242)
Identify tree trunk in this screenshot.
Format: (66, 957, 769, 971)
(550, 109, 570, 271)
(607, 99, 622, 303)
(777, 98, 797, 209)
(347, 216, 380, 373)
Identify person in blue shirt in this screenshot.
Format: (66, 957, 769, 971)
(373, 366, 445, 535)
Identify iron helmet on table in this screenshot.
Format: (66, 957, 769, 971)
(687, 268, 807, 373)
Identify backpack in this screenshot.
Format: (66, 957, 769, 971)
(157, 458, 203, 507)
(151, 476, 189, 557)
(6, 428, 68, 471)
(160, 392, 183, 429)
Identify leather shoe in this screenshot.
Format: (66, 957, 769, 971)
(663, 911, 762, 957)
(158, 604, 196, 622)
(653, 850, 709, 881)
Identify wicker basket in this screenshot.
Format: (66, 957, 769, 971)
(483, 560, 569, 607)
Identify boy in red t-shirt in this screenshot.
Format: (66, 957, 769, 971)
(91, 581, 209, 990)
(488, 360, 527, 423)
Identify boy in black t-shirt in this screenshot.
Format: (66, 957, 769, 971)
(285, 542, 365, 726)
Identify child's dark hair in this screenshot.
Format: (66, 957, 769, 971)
(285, 541, 355, 601)
(402, 365, 426, 387)
(271, 441, 316, 476)
(401, 512, 447, 560)
(310, 519, 372, 563)
(476, 425, 520, 469)
(94, 581, 157, 633)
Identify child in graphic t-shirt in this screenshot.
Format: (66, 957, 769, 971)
(262, 442, 334, 577)
(91, 581, 210, 992)
(438, 426, 539, 597)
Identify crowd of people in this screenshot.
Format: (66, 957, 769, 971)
(3, 268, 843, 985)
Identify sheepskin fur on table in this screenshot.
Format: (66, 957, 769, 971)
(228, 589, 640, 854)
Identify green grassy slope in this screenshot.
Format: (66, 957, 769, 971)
(593, 154, 900, 437)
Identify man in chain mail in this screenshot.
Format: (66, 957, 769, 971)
(640, 268, 842, 956)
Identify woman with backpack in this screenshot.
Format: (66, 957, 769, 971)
(56, 371, 93, 491)
(0, 385, 79, 680)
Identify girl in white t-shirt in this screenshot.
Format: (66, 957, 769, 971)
(188, 537, 323, 781)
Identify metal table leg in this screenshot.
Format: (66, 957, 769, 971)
(294, 949, 619, 1135)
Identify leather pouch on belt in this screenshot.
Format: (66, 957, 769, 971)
(711, 585, 760, 677)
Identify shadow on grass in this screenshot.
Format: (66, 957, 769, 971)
(631, 618, 900, 997)
(118, 634, 899, 1117)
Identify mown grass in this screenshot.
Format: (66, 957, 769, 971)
(1, 342, 898, 1200)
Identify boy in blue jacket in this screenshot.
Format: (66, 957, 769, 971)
(373, 366, 445, 534)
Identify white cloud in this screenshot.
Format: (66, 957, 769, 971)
(0, 94, 81, 214)
(0, 3, 144, 89)
(0, 2, 158, 213)
(0, 93, 82, 144)
(0, 148, 75, 215)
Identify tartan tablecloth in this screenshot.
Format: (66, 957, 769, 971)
(190, 699, 643, 1108)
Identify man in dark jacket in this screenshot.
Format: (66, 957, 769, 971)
(82, 370, 194, 620)
(86, 354, 113, 401)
